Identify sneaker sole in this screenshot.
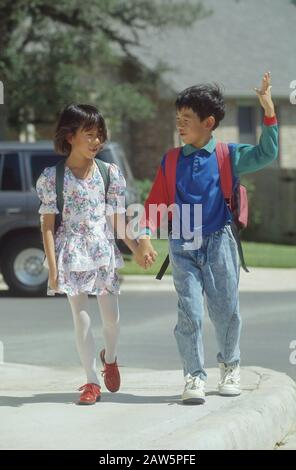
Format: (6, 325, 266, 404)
(218, 387, 241, 397)
(182, 397, 205, 405)
(219, 392, 241, 397)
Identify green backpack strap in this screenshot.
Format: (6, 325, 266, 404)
(95, 159, 110, 201)
(55, 160, 65, 233)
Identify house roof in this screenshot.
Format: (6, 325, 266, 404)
(130, 0, 296, 99)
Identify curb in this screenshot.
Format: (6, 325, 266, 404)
(1, 269, 296, 293)
(154, 367, 296, 450)
(0, 364, 295, 449)
(120, 269, 296, 292)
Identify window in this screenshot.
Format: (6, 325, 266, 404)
(96, 148, 113, 165)
(238, 106, 256, 145)
(96, 146, 134, 184)
(0, 153, 22, 191)
(30, 152, 64, 187)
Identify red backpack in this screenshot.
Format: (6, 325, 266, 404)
(156, 143, 249, 280)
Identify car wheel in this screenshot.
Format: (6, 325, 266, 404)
(1, 234, 48, 296)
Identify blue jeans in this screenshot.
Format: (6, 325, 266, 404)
(168, 224, 241, 381)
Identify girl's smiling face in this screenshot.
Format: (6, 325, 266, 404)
(67, 126, 104, 159)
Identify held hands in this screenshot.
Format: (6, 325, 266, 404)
(133, 239, 158, 270)
(254, 72, 275, 117)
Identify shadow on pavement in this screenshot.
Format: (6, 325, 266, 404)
(0, 392, 181, 407)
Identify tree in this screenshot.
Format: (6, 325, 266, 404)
(0, 0, 207, 136)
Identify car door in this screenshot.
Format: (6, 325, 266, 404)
(0, 152, 27, 235)
(24, 150, 64, 223)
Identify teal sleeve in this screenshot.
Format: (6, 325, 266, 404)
(231, 124, 279, 177)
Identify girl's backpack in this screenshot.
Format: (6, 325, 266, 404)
(156, 143, 249, 280)
(54, 159, 110, 233)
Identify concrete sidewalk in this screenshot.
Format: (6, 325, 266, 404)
(1, 268, 296, 293)
(1, 363, 296, 450)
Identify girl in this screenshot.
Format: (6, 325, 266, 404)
(36, 103, 153, 405)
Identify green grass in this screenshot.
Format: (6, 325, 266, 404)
(119, 239, 296, 275)
(242, 242, 296, 268)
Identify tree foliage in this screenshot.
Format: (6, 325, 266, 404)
(0, 0, 206, 133)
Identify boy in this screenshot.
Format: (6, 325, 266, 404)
(136, 72, 278, 404)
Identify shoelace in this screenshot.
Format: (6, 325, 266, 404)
(185, 376, 203, 390)
(101, 361, 117, 377)
(78, 383, 100, 393)
(221, 367, 239, 385)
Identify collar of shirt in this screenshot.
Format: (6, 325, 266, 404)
(182, 136, 216, 157)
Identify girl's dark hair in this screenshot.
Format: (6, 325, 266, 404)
(175, 83, 225, 130)
(54, 103, 108, 155)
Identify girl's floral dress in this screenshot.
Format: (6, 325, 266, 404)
(36, 162, 126, 297)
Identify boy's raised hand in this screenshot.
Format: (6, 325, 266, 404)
(254, 72, 275, 117)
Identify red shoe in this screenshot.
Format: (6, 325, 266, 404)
(77, 383, 101, 405)
(100, 349, 121, 393)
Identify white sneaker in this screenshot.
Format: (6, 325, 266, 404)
(218, 363, 241, 396)
(182, 374, 206, 404)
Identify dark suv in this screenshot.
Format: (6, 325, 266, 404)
(0, 141, 138, 296)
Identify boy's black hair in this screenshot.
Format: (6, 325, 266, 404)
(54, 103, 108, 155)
(175, 83, 225, 130)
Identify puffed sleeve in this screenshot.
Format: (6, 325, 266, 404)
(36, 166, 59, 214)
(105, 163, 126, 215)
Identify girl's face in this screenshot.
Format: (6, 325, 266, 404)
(67, 126, 104, 159)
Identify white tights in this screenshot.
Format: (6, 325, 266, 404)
(67, 293, 120, 385)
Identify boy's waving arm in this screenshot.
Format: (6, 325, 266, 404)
(231, 72, 279, 176)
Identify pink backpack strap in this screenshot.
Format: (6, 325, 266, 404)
(165, 147, 182, 205)
(216, 142, 233, 201)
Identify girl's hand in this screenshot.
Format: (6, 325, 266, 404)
(48, 271, 58, 290)
(254, 72, 275, 117)
(134, 243, 158, 269)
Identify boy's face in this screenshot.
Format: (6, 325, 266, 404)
(176, 107, 215, 146)
(68, 126, 104, 159)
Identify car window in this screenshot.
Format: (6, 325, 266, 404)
(30, 152, 64, 187)
(96, 148, 126, 175)
(96, 148, 114, 165)
(114, 146, 134, 183)
(0, 153, 22, 191)
(96, 147, 134, 183)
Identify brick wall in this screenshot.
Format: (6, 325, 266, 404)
(126, 97, 175, 180)
(279, 102, 296, 169)
(127, 99, 240, 180)
(243, 169, 296, 244)
(214, 100, 239, 143)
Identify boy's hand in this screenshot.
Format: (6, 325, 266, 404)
(254, 72, 275, 117)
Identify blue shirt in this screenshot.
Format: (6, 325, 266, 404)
(142, 118, 278, 239)
(162, 137, 233, 238)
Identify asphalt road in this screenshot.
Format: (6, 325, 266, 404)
(0, 287, 295, 381)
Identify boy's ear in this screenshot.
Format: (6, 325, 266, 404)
(204, 116, 216, 130)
